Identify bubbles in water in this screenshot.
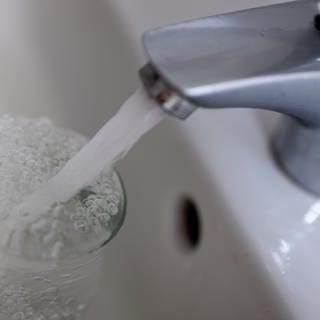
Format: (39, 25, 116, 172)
(0, 88, 164, 319)
(0, 115, 125, 260)
(0, 115, 116, 319)
(73, 220, 89, 234)
(97, 213, 111, 225)
(0, 280, 82, 320)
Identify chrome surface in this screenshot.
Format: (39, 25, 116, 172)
(274, 117, 320, 193)
(139, 63, 197, 119)
(140, 0, 320, 195)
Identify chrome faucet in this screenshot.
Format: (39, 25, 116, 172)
(139, 0, 320, 195)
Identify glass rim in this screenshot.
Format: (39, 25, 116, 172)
(97, 169, 127, 248)
(0, 169, 127, 266)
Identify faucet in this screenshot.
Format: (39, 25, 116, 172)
(139, 0, 320, 195)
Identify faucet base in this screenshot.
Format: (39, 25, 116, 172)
(274, 117, 320, 195)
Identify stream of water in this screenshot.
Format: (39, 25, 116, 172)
(12, 87, 165, 223)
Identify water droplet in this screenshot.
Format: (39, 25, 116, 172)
(97, 213, 110, 224)
(107, 203, 118, 216)
(73, 220, 89, 233)
(89, 217, 99, 227)
(77, 304, 85, 311)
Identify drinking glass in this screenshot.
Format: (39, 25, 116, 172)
(0, 171, 126, 320)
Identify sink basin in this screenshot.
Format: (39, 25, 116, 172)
(0, 0, 319, 319)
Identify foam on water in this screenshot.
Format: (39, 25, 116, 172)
(0, 115, 126, 260)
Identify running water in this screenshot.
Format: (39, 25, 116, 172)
(0, 87, 165, 259)
(11, 87, 165, 223)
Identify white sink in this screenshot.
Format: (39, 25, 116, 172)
(1, 0, 320, 319)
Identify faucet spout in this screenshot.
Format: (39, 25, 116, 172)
(140, 0, 320, 124)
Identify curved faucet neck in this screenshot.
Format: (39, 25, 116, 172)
(140, 0, 320, 195)
(141, 0, 320, 125)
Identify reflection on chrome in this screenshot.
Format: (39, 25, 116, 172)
(304, 202, 320, 225)
(272, 201, 320, 275)
(273, 239, 292, 275)
(279, 239, 291, 255)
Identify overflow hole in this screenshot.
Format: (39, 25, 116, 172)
(315, 14, 320, 31)
(177, 196, 202, 251)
